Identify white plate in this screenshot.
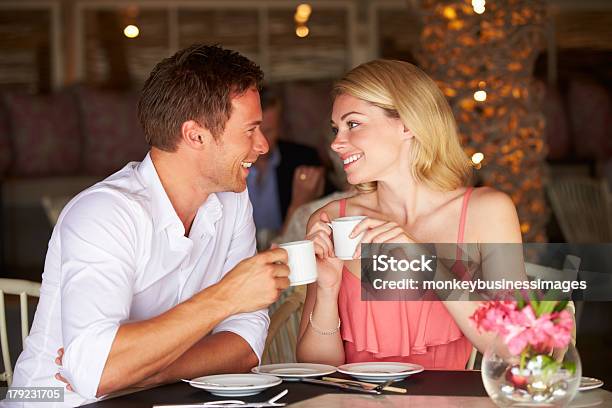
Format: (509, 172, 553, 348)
(337, 362, 424, 383)
(185, 374, 282, 397)
(252, 363, 337, 381)
(579, 377, 604, 391)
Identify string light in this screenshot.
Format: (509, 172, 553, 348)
(294, 4, 312, 37)
(472, 0, 486, 14)
(418, 0, 548, 241)
(296, 25, 309, 38)
(443, 6, 457, 20)
(474, 90, 487, 102)
(296, 4, 312, 19)
(471, 152, 485, 168)
(123, 25, 139, 38)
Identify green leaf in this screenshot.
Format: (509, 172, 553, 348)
(554, 300, 569, 313)
(516, 289, 526, 309)
(539, 301, 557, 316)
(563, 361, 577, 375)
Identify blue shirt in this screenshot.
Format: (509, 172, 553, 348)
(247, 147, 283, 231)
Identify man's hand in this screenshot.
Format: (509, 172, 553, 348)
(290, 166, 325, 209)
(54, 348, 74, 392)
(215, 248, 290, 314)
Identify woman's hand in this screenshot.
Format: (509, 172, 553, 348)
(305, 211, 344, 291)
(350, 217, 416, 259)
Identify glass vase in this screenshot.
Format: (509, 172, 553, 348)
(482, 335, 581, 407)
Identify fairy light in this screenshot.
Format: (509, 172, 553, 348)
(472, 0, 486, 14)
(418, 0, 549, 241)
(123, 24, 139, 38)
(443, 6, 457, 20)
(471, 152, 485, 166)
(474, 90, 487, 102)
(295, 12, 308, 24)
(296, 25, 309, 38)
(294, 4, 311, 37)
(296, 4, 312, 19)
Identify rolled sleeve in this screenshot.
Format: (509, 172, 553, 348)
(215, 191, 268, 363)
(212, 310, 269, 364)
(59, 192, 136, 399)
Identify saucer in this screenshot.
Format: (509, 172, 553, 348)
(337, 362, 424, 383)
(579, 377, 604, 391)
(184, 374, 282, 397)
(252, 363, 337, 381)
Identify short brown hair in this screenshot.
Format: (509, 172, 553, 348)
(138, 44, 264, 151)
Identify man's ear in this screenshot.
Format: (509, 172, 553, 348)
(181, 120, 211, 150)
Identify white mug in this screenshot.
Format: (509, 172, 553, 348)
(327, 216, 367, 260)
(279, 240, 318, 286)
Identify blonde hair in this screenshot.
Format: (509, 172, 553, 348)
(333, 60, 472, 192)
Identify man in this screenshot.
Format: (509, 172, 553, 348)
(7, 44, 289, 407)
(246, 87, 325, 240)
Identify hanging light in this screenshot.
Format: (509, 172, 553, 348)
(474, 90, 487, 102)
(471, 152, 484, 169)
(296, 25, 309, 38)
(472, 0, 486, 14)
(123, 24, 139, 38)
(443, 6, 457, 20)
(296, 4, 312, 20)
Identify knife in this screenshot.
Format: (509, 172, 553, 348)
(321, 377, 407, 393)
(301, 378, 381, 394)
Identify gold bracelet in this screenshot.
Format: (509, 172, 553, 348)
(309, 312, 341, 335)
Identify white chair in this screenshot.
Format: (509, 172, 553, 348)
(41, 195, 72, 227)
(0, 278, 41, 386)
(262, 286, 306, 365)
(547, 178, 612, 243)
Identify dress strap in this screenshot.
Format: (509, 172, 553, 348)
(339, 198, 347, 217)
(456, 187, 474, 244)
(454, 187, 474, 279)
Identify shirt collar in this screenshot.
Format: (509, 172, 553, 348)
(137, 152, 223, 237)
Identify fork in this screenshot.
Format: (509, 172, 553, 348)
(153, 389, 288, 408)
(372, 379, 396, 393)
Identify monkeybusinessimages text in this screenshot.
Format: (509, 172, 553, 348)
(370, 255, 587, 293)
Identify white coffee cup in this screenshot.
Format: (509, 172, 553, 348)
(279, 240, 318, 286)
(327, 216, 367, 260)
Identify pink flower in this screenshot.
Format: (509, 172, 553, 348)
(470, 301, 574, 355)
(470, 301, 516, 333)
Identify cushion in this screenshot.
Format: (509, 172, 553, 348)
(567, 78, 612, 159)
(3, 92, 81, 176)
(542, 85, 571, 160)
(76, 88, 148, 176)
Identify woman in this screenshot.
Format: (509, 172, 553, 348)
(295, 60, 523, 369)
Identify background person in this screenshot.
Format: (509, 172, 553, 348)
(247, 87, 325, 248)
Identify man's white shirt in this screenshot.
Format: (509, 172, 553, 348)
(8, 153, 268, 406)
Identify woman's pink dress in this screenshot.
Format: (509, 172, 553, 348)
(337, 188, 475, 369)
